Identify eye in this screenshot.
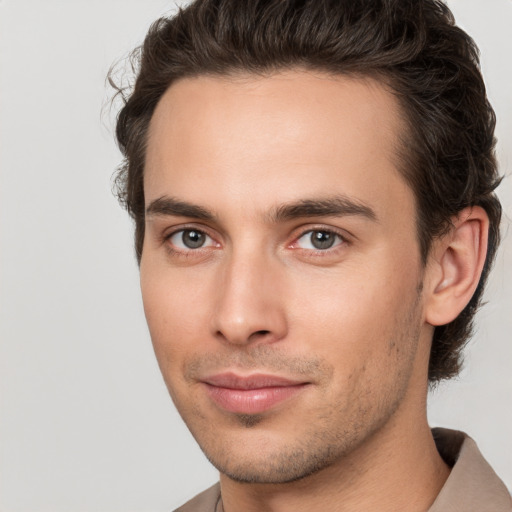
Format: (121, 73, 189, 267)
(168, 229, 216, 250)
(295, 230, 345, 250)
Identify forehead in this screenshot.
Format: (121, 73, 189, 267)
(144, 70, 413, 223)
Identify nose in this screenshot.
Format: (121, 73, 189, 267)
(210, 250, 288, 346)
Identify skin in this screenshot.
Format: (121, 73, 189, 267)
(140, 70, 487, 512)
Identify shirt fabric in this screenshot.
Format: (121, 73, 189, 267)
(174, 429, 511, 512)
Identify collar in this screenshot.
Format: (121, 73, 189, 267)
(428, 428, 511, 511)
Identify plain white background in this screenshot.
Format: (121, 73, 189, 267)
(0, 1, 510, 510)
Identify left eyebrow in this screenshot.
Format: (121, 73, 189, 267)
(268, 196, 378, 223)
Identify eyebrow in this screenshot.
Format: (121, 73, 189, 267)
(146, 196, 216, 221)
(269, 196, 377, 223)
(145, 195, 377, 223)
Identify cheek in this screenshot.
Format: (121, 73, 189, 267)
(288, 259, 422, 370)
(140, 262, 212, 373)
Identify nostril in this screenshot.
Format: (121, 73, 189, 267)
(248, 330, 271, 341)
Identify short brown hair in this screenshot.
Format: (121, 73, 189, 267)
(111, 0, 502, 382)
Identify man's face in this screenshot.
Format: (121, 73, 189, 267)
(141, 70, 432, 483)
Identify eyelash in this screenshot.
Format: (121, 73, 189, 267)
(161, 225, 349, 258)
(290, 228, 348, 254)
(162, 226, 219, 258)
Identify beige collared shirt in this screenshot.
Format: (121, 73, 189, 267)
(429, 428, 511, 511)
(175, 429, 511, 512)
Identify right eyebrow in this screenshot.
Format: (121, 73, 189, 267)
(145, 196, 216, 221)
(268, 196, 378, 223)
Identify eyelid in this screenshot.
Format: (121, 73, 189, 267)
(162, 224, 221, 251)
(289, 225, 351, 251)
(159, 222, 351, 254)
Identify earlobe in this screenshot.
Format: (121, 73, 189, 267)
(424, 206, 489, 327)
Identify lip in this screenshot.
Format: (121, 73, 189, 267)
(201, 372, 309, 414)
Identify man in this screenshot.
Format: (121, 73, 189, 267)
(111, 0, 511, 510)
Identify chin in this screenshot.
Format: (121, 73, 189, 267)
(197, 426, 352, 484)
(217, 459, 337, 484)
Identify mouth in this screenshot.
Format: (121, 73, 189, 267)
(201, 372, 310, 415)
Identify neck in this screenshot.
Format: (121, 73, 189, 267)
(219, 396, 449, 512)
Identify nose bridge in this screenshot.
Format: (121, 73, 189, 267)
(211, 242, 287, 345)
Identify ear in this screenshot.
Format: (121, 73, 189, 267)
(424, 206, 489, 326)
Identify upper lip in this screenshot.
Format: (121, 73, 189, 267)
(202, 372, 308, 390)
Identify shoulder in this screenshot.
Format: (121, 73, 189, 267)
(173, 483, 221, 512)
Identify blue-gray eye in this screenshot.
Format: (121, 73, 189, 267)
(296, 230, 343, 250)
(169, 229, 213, 249)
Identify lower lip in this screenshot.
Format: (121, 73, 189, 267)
(204, 383, 308, 414)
